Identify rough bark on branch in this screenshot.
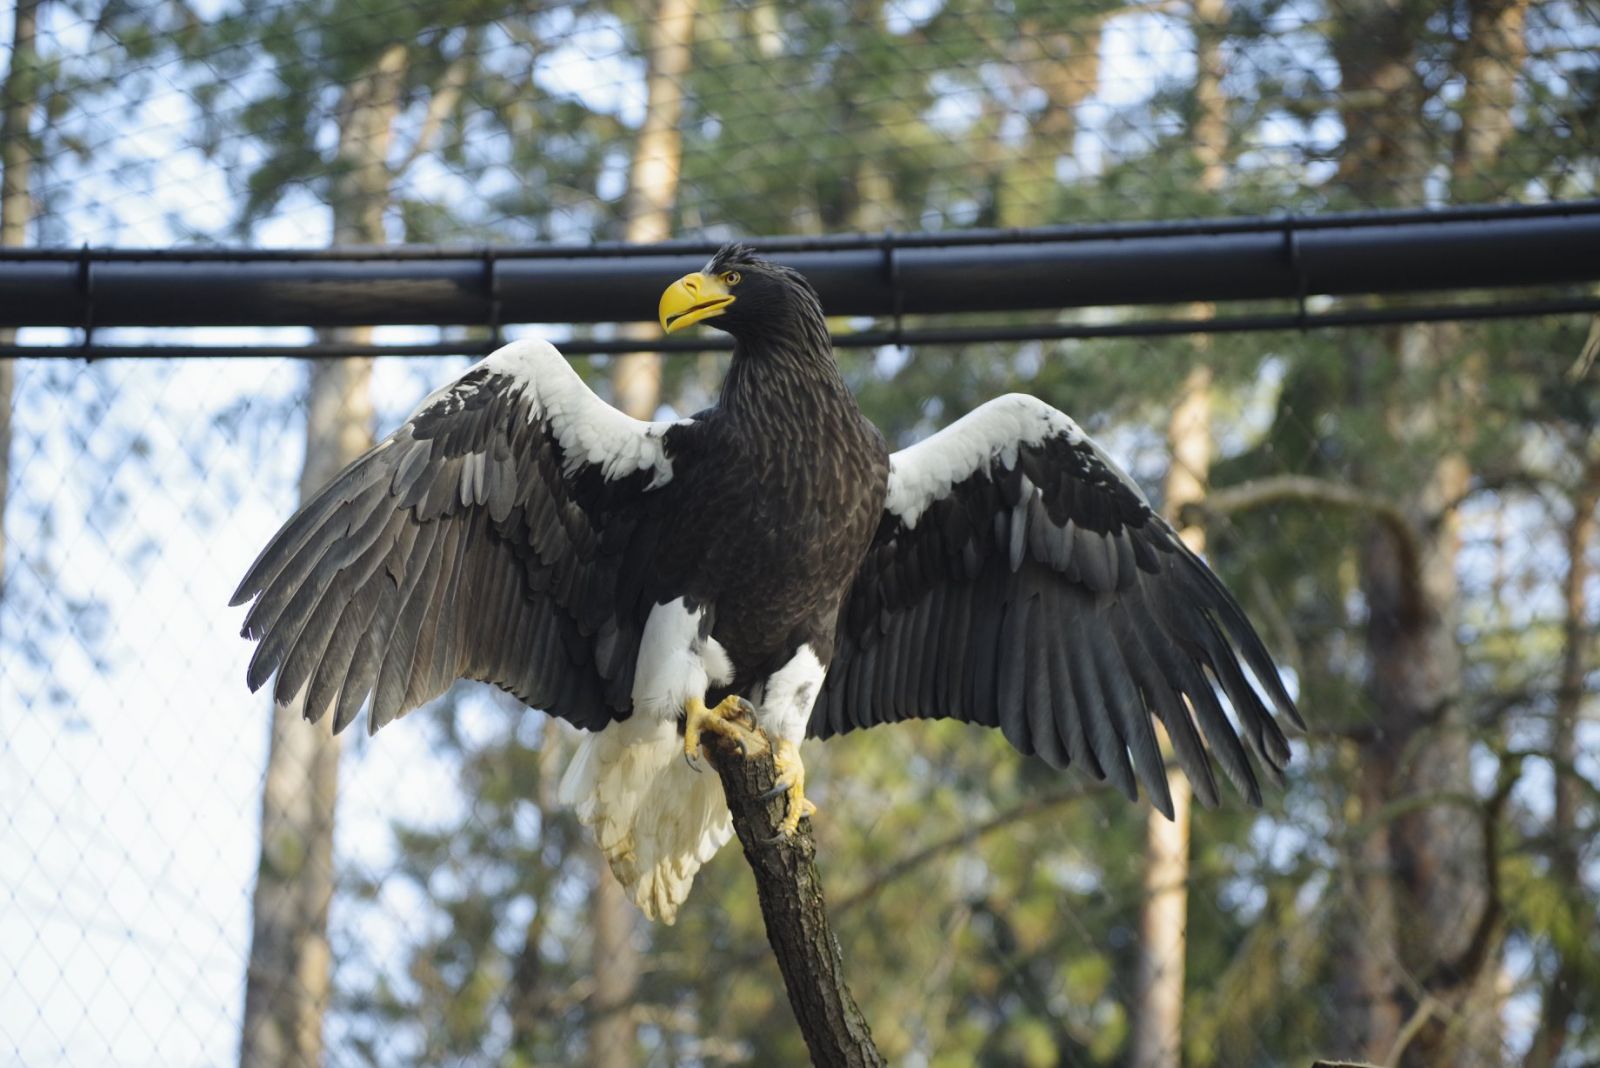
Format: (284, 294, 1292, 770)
(700, 732, 885, 1068)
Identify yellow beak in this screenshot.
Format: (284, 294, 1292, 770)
(659, 272, 735, 333)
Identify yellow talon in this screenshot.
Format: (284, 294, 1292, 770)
(766, 738, 816, 839)
(683, 694, 768, 768)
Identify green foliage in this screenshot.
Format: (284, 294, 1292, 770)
(303, 0, 1593, 1061)
(19, 0, 1592, 1062)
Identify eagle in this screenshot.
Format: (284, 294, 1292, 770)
(233, 244, 1300, 923)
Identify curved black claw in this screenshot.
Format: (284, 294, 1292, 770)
(758, 772, 795, 843)
(758, 810, 813, 845)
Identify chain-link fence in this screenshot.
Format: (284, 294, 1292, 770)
(3, 1, 1598, 1066)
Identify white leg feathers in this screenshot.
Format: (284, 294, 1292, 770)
(559, 597, 737, 924)
(558, 716, 733, 924)
(559, 619, 828, 924)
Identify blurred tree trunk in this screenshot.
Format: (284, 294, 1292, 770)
(1130, 380, 1200, 1066)
(1131, 6, 1226, 1062)
(1525, 460, 1599, 1068)
(508, 719, 568, 1056)
(0, 0, 41, 627)
(239, 43, 404, 1068)
(1328, 3, 1434, 1057)
(612, 0, 695, 423)
(1450, 0, 1528, 201)
(995, 18, 1104, 228)
(593, 3, 697, 1065)
(846, 0, 898, 233)
(1437, 8, 1526, 1065)
(1353, 398, 1483, 1068)
(1330, 2, 1525, 1062)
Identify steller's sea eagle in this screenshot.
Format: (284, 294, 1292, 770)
(233, 244, 1301, 922)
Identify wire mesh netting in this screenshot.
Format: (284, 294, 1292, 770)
(12, 0, 1600, 248)
(2, 1, 1598, 1066)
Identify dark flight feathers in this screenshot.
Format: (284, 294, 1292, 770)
(231, 342, 690, 734)
(234, 318, 1302, 821)
(811, 396, 1303, 816)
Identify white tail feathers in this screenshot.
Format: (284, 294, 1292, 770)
(558, 716, 733, 924)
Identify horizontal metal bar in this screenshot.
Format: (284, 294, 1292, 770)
(6, 198, 1598, 261)
(1, 204, 1597, 330)
(10, 295, 1596, 360)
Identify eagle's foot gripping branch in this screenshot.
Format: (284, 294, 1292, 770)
(759, 738, 817, 843)
(684, 694, 768, 770)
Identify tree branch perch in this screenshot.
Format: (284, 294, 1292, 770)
(701, 731, 885, 1068)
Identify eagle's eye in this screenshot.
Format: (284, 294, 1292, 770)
(720, 270, 741, 286)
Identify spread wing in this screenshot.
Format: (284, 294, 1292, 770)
(811, 394, 1303, 815)
(232, 339, 696, 734)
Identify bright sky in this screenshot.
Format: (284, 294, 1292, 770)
(0, 350, 484, 1064)
(0, 11, 612, 1060)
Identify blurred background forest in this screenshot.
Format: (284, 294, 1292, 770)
(1, 0, 1597, 1066)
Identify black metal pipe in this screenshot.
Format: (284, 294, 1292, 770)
(6, 198, 1597, 261)
(12, 295, 1597, 360)
(1, 202, 1597, 330)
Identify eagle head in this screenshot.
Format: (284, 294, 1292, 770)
(659, 243, 823, 341)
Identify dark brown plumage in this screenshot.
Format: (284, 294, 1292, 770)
(233, 242, 1301, 919)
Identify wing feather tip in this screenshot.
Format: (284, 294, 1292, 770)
(1241, 778, 1265, 807)
(1113, 773, 1139, 805)
(245, 655, 278, 695)
(1148, 780, 1176, 821)
(331, 698, 365, 736)
(1279, 697, 1308, 733)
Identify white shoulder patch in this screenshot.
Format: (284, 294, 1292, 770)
(885, 393, 1084, 528)
(474, 338, 690, 489)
